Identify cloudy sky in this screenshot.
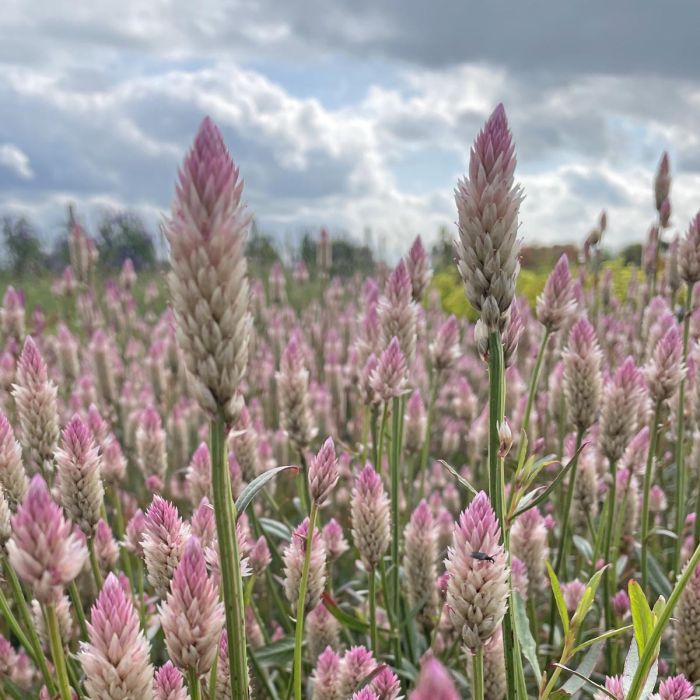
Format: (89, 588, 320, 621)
(1, 1, 699, 259)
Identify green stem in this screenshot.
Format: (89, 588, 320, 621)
(2, 559, 55, 694)
(389, 395, 404, 666)
(46, 604, 72, 700)
(188, 670, 202, 700)
(603, 459, 618, 672)
(68, 581, 89, 640)
(487, 331, 520, 700)
(88, 538, 104, 590)
(368, 567, 378, 656)
(553, 429, 584, 579)
(210, 414, 249, 700)
(472, 647, 485, 700)
(293, 501, 318, 700)
(674, 282, 693, 576)
(641, 402, 662, 592)
(519, 328, 550, 453)
(297, 451, 310, 515)
(0, 587, 34, 664)
(417, 372, 438, 493)
(376, 402, 388, 474)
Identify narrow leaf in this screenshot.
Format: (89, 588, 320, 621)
(513, 592, 541, 683)
(438, 460, 478, 495)
(628, 580, 654, 655)
(546, 561, 570, 636)
(321, 592, 370, 633)
(258, 517, 292, 541)
(558, 641, 605, 695)
(235, 465, 299, 520)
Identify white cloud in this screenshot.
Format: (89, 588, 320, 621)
(0, 144, 33, 180)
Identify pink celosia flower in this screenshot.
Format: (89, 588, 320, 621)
(311, 646, 341, 700)
(351, 463, 391, 571)
(611, 589, 630, 619)
(429, 315, 461, 373)
(561, 579, 586, 613)
(455, 104, 523, 332)
(378, 260, 418, 364)
(404, 389, 427, 455)
(0, 410, 27, 507)
(306, 604, 340, 663)
(190, 498, 216, 549)
(370, 665, 401, 700)
(124, 508, 147, 558)
(595, 675, 624, 700)
(322, 519, 349, 562)
(657, 674, 694, 700)
(136, 407, 168, 489)
(79, 573, 154, 699)
(165, 117, 252, 422)
(410, 655, 460, 700)
(445, 491, 509, 650)
(248, 535, 272, 577)
(160, 536, 224, 676)
(675, 559, 700, 681)
(510, 506, 549, 599)
(405, 235, 432, 303)
(186, 442, 211, 506)
(7, 474, 87, 603)
(283, 518, 326, 614)
(370, 337, 407, 402)
(56, 414, 105, 534)
(537, 254, 576, 332)
(309, 437, 338, 506)
(94, 519, 119, 573)
(339, 646, 377, 697)
(646, 325, 684, 404)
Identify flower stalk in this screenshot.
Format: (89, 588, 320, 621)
(46, 603, 72, 700)
(641, 401, 662, 592)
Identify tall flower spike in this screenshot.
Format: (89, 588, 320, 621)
(311, 647, 341, 700)
(410, 655, 460, 700)
(655, 152, 671, 214)
(283, 518, 327, 614)
(378, 260, 418, 364)
(537, 254, 576, 332)
(165, 117, 252, 423)
(8, 475, 87, 603)
(404, 389, 427, 455)
(510, 506, 549, 599)
(429, 315, 461, 373)
(153, 661, 188, 700)
(79, 573, 154, 700)
(142, 496, 190, 598)
(370, 337, 407, 403)
(0, 411, 27, 508)
(454, 104, 523, 332)
(56, 415, 105, 535)
(136, 407, 168, 491)
(403, 500, 439, 630)
(306, 604, 340, 663)
(657, 675, 694, 700)
(445, 491, 509, 649)
(186, 442, 211, 506)
(338, 646, 377, 697)
(12, 336, 59, 475)
(562, 316, 603, 433)
(277, 334, 317, 450)
(159, 536, 224, 676)
(646, 325, 684, 404)
(230, 405, 261, 482)
(369, 666, 401, 700)
(405, 235, 433, 302)
(679, 212, 700, 286)
(308, 437, 338, 506)
(351, 463, 391, 571)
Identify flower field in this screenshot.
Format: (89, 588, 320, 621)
(0, 104, 698, 700)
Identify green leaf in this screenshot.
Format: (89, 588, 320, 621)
(634, 545, 672, 598)
(546, 561, 570, 636)
(235, 465, 299, 520)
(622, 639, 657, 699)
(253, 635, 295, 665)
(513, 592, 541, 683)
(628, 580, 654, 655)
(559, 641, 605, 695)
(572, 535, 593, 562)
(321, 592, 370, 633)
(571, 625, 633, 656)
(258, 517, 291, 541)
(571, 565, 607, 630)
(438, 460, 477, 495)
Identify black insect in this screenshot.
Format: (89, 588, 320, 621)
(470, 551, 495, 563)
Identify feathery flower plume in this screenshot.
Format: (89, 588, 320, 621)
(370, 666, 401, 700)
(142, 496, 190, 598)
(94, 519, 119, 573)
(454, 104, 523, 332)
(1, 286, 25, 343)
(537, 254, 576, 332)
(153, 661, 187, 700)
(674, 560, 700, 681)
(595, 676, 625, 700)
(79, 573, 154, 699)
(186, 442, 211, 505)
(410, 655, 460, 700)
(124, 508, 147, 558)
(429, 315, 461, 373)
(404, 389, 427, 454)
(56, 323, 80, 383)
(562, 317, 603, 432)
(351, 463, 391, 571)
(215, 631, 232, 700)
(321, 519, 349, 562)
(8, 474, 87, 603)
(165, 117, 251, 422)
(646, 325, 684, 404)
(306, 604, 340, 662)
(338, 646, 377, 697)
(445, 491, 509, 649)
(190, 498, 216, 549)
(277, 334, 316, 450)
(510, 506, 549, 599)
(405, 236, 432, 302)
(600, 357, 646, 462)
(248, 535, 272, 576)
(12, 337, 59, 475)
(0, 411, 27, 508)
(657, 675, 694, 700)
(370, 337, 407, 403)
(679, 212, 700, 286)
(160, 536, 224, 676)
(378, 260, 418, 363)
(311, 647, 341, 700)
(136, 407, 168, 491)
(283, 518, 327, 614)
(56, 415, 104, 534)
(309, 437, 338, 506)
(230, 405, 261, 481)
(351, 690, 379, 700)
(404, 500, 439, 629)
(655, 152, 671, 214)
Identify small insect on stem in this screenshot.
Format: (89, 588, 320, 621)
(470, 551, 496, 563)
